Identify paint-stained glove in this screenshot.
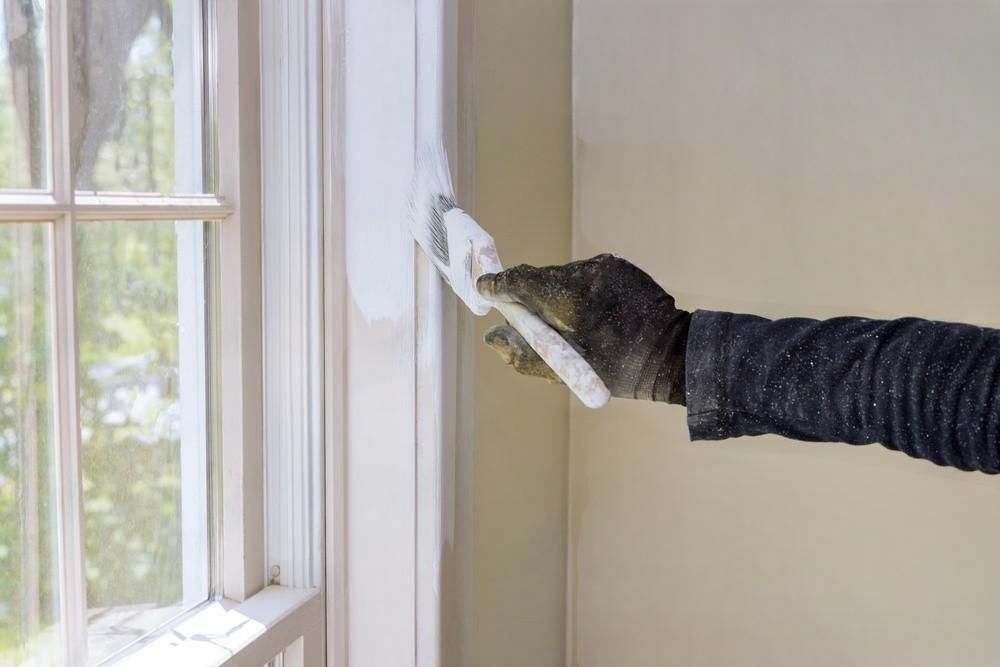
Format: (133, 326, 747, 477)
(476, 254, 691, 404)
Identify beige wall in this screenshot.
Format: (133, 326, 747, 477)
(571, 2, 1000, 666)
(470, 1, 573, 666)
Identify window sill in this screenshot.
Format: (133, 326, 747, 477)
(90, 603, 187, 662)
(113, 586, 322, 666)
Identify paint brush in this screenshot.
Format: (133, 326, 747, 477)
(409, 143, 611, 409)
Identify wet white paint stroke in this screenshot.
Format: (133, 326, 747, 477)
(345, 147, 416, 327)
(344, 0, 452, 325)
(344, 209, 415, 323)
(343, 0, 418, 324)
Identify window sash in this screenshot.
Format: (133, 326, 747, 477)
(0, 0, 267, 663)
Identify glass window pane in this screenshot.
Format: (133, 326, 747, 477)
(76, 221, 210, 664)
(0, 1, 48, 189)
(70, 0, 206, 194)
(0, 224, 60, 665)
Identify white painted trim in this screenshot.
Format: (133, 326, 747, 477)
(48, 0, 72, 208)
(0, 193, 61, 220)
(321, 0, 348, 664)
(116, 586, 323, 667)
(260, 0, 325, 592)
(177, 218, 210, 608)
(0, 194, 234, 222)
(73, 195, 232, 220)
(414, 4, 480, 667)
(174, 0, 211, 609)
(414, 2, 457, 666)
(322, 0, 476, 665)
(216, 0, 267, 604)
(340, 0, 418, 661)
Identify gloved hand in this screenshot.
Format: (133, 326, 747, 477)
(476, 254, 691, 404)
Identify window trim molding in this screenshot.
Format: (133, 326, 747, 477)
(321, 1, 347, 664)
(323, 0, 477, 665)
(215, 0, 267, 606)
(260, 0, 325, 594)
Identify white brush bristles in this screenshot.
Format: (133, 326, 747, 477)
(410, 142, 501, 316)
(409, 143, 458, 275)
(415, 142, 457, 204)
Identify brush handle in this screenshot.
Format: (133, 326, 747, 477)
(494, 301, 611, 409)
(437, 207, 610, 408)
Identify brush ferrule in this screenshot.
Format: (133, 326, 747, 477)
(443, 208, 503, 316)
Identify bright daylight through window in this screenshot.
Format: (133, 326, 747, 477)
(1, 0, 218, 664)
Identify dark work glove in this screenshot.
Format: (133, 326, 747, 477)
(476, 254, 691, 404)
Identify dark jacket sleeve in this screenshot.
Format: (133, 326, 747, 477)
(684, 310, 1000, 473)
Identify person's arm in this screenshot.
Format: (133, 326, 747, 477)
(477, 254, 1000, 474)
(686, 311, 1000, 472)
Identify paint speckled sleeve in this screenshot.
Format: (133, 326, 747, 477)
(684, 309, 1000, 474)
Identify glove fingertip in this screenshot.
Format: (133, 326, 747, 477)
(476, 273, 498, 298)
(483, 324, 509, 348)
